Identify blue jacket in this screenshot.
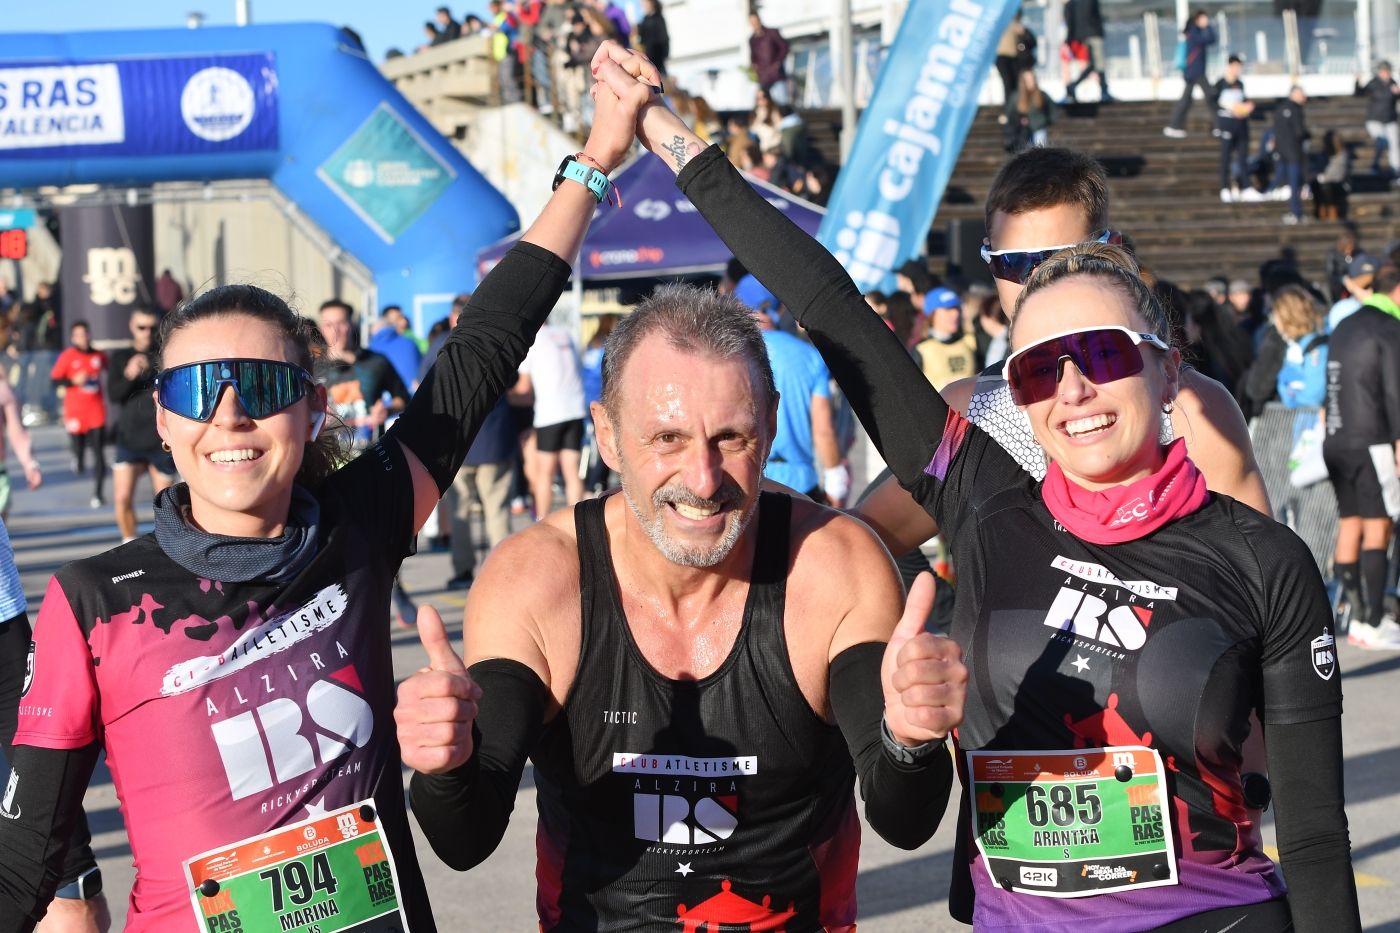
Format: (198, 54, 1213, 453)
(1183, 23, 1216, 80)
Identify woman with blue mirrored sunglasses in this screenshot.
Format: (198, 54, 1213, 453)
(0, 85, 648, 932)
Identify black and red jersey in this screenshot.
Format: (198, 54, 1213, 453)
(914, 414, 1337, 928)
(529, 493, 861, 931)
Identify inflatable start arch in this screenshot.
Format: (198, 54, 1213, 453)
(0, 23, 519, 318)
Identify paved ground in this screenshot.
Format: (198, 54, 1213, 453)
(6, 422, 1400, 930)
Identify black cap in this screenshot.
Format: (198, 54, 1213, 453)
(1227, 53, 1244, 65)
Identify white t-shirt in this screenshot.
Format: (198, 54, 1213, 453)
(521, 325, 587, 428)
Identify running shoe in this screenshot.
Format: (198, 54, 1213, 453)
(1162, 127, 1187, 138)
(1348, 617, 1400, 649)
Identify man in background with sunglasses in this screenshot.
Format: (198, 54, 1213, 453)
(106, 308, 176, 544)
(853, 145, 1269, 559)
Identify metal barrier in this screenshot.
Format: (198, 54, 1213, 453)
(1250, 402, 1338, 572)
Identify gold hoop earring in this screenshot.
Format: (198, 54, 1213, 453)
(161, 441, 171, 452)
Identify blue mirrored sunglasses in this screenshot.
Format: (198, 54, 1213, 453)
(980, 229, 1123, 285)
(156, 359, 314, 422)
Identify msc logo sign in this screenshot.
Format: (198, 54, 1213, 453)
(210, 675, 372, 801)
(1043, 588, 1152, 652)
(82, 247, 139, 306)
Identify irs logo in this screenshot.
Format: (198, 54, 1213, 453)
(21, 640, 34, 697)
(1311, 628, 1336, 681)
(1042, 588, 1151, 652)
(634, 792, 738, 846)
(209, 674, 373, 801)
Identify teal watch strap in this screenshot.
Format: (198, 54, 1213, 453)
(556, 157, 610, 203)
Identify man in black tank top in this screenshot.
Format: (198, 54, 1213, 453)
(396, 285, 964, 931)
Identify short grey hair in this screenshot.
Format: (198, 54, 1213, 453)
(600, 283, 776, 415)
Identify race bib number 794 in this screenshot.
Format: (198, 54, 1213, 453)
(182, 798, 408, 932)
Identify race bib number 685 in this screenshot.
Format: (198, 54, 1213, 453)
(967, 746, 1178, 898)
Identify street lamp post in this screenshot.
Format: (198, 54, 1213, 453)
(835, 0, 857, 163)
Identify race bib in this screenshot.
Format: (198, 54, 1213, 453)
(183, 798, 409, 933)
(968, 746, 1177, 898)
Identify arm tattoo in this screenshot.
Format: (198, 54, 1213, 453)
(664, 134, 691, 170)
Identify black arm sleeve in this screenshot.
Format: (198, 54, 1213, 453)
(1267, 718, 1359, 932)
(407, 659, 548, 871)
(828, 642, 953, 850)
(0, 743, 100, 933)
(675, 146, 1026, 538)
(1242, 512, 1357, 930)
(676, 146, 948, 489)
(385, 241, 572, 494)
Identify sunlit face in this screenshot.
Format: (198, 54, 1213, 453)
(156, 314, 327, 536)
(595, 333, 775, 568)
(930, 303, 962, 339)
(1011, 277, 1179, 491)
(987, 203, 1095, 315)
(130, 311, 158, 352)
(318, 305, 353, 354)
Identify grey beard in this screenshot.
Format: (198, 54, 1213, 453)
(621, 480, 758, 568)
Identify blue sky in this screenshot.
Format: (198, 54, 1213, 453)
(1, 1, 491, 64)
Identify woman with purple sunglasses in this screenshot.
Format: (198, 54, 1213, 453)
(0, 82, 646, 933)
(596, 41, 1358, 932)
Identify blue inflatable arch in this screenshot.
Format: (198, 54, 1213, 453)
(0, 23, 519, 319)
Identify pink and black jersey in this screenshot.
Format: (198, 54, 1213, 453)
(15, 442, 433, 932)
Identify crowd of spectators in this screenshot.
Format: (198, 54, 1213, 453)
(844, 233, 1400, 442)
(402, 2, 668, 128)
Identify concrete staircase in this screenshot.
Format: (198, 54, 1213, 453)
(803, 96, 1399, 288)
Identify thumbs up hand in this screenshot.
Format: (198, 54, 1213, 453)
(395, 605, 482, 775)
(881, 573, 967, 747)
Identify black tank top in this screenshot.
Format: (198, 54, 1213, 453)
(531, 492, 860, 932)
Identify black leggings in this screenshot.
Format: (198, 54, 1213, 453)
(70, 430, 105, 500)
(1153, 898, 1291, 932)
(0, 613, 98, 888)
